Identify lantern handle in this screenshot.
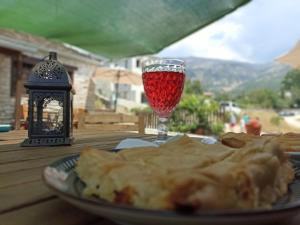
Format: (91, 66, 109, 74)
(38, 52, 57, 62)
(38, 55, 49, 62)
(49, 52, 57, 60)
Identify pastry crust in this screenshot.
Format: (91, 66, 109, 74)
(76, 135, 294, 212)
(221, 132, 300, 152)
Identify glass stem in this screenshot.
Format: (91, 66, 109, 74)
(157, 117, 168, 141)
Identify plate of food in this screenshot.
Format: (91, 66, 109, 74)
(221, 132, 300, 157)
(43, 135, 300, 225)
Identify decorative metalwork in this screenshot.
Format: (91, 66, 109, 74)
(33, 60, 63, 80)
(32, 95, 64, 136)
(21, 52, 74, 147)
(142, 59, 185, 73)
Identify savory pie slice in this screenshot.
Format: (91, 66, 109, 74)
(221, 132, 300, 152)
(76, 135, 294, 211)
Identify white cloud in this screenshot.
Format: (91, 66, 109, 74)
(158, 0, 300, 63)
(159, 20, 248, 62)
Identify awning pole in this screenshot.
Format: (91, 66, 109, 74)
(14, 54, 23, 130)
(114, 70, 121, 112)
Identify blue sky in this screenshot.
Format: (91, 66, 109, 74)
(159, 0, 300, 63)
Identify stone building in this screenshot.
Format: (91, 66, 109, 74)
(102, 56, 152, 111)
(0, 29, 104, 127)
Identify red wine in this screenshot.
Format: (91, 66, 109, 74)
(142, 71, 185, 117)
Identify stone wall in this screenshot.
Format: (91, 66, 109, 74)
(0, 53, 14, 124)
(0, 51, 98, 124)
(71, 64, 96, 111)
(23, 52, 98, 111)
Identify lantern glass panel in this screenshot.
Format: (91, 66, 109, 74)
(32, 94, 65, 136)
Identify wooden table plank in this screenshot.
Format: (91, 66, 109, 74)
(0, 132, 152, 152)
(0, 130, 27, 140)
(0, 198, 103, 225)
(0, 131, 154, 217)
(0, 131, 154, 225)
(0, 180, 52, 213)
(0, 156, 68, 174)
(88, 220, 119, 225)
(0, 130, 142, 146)
(0, 135, 154, 164)
(0, 138, 155, 189)
(0, 136, 149, 173)
(0, 129, 299, 225)
(0, 166, 44, 189)
(0, 147, 81, 164)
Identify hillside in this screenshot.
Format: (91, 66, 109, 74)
(183, 57, 291, 95)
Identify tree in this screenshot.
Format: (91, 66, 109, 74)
(237, 89, 286, 109)
(215, 92, 231, 102)
(184, 79, 203, 95)
(169, 79, 221, 134)
(281, 69, 300, 106)
(169, 94, 220, 133)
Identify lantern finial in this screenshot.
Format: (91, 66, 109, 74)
(49, 51, 57, 60)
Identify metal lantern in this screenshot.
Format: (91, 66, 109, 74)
(21, 52, 74, 146)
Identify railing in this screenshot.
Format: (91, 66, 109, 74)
(145, 109, 226, 130)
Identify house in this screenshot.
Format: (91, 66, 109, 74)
(99, 56, 152, 112)
(92, 66, 146, 113)
(0, 29, 104, 128)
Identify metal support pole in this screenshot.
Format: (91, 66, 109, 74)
(114, 71, 121, 112)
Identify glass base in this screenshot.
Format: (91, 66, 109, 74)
(157, 117, 168, 143)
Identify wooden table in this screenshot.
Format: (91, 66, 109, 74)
(1, 130, 300, 225)
(0, 130, 154, 225)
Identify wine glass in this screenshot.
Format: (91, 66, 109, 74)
(142, 58, 185, 143)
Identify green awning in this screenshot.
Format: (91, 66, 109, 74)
(0, 0, 249, 58)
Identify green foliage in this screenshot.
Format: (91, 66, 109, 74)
(236, 89, 286, 109)
(210, 122, 224, 136)
(184, 79, 203, 95)
(169, 122, 198, 133)
(270, 116, 282, 127)
(95, 99, 104, 109)
(281, 69, 300, 106)
(169, 80, 222, 135)
(130, 106, 152, 115)
(215, 92, 231, 102)
(282, 69, 300, 90)
(170, 79, 216, 133)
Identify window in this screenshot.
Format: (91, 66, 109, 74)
(136, 59, 140, 68)
(141, 93, 147, 103)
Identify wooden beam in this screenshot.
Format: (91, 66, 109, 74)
(0, 47, 19, 58)
(138, 113, 145, 134)
(14, 54, 23, 130)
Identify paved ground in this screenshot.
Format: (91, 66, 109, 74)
(284, 115, 300, 130)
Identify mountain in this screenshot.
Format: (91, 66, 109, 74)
(183, 57, 291, 95)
